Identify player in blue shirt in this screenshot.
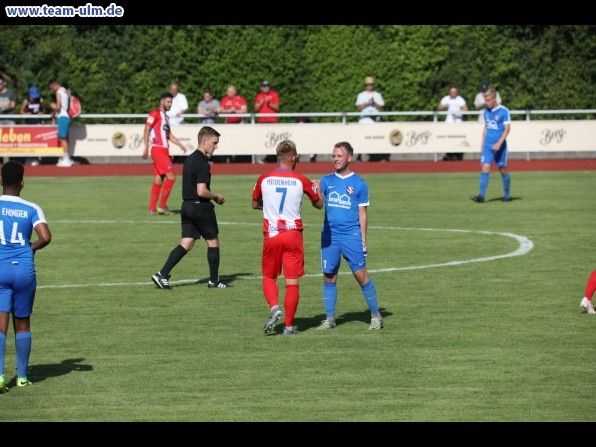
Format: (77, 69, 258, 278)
(312, 142, 383, 330)
(471, 87, 512, 203)
(0, 161, 52, 393)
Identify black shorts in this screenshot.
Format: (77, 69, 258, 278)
(180, 201, 219, 240)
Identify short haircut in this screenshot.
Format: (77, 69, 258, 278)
(198, 125, 221, 143)
(160, 92, 173, 100)
(483, 87, 497, 99)
(276, 139, 297, 160)
(1, 160, 25, 187)
(47, 78, 58, 87)
(334, 141, 354, 156)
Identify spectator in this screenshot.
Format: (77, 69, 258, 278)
(474, 81, 502, 122)
(255, 80, 280, 163)
(19, 85, 45, 166)
(355, 76, 389, 162)
(166, 83, 188, 126)
(142, 92, 188, 215)
(437, 85, 468, 161)
(197, 89, 220, 124)
(470, 88, 512, 203)
(151, 126, 228, 291)
(311, 141, 384, 331)
(580, 270, 596, 315)
(0, 76, 16, 125)
(219, 84, 247, 124)
(0, 160, 52, 393)
(48, 79, 73, 167)
(251, 139, 323, 335)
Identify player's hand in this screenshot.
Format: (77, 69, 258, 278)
(362, 242, 368, 255)
(141, 150, 148, 159)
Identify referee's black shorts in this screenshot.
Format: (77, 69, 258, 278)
(180, 200, 219, 240)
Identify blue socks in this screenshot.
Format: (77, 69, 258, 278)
(361, 279, 380, 314)
(323, 282, 337, 318)
(15, 332, 31, 379)
(479, 172, 489, 198)
(502, 172, 511, 198)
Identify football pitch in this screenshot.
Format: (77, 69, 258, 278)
(0, 170, 594, 422)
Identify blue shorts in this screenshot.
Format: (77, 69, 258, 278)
(480, 146, 508, 167)
(321, 233, 367, 274)
(57, 116, 71, 139)
(0, 261, 37, 318)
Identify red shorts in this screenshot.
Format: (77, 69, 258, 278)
(151, 146, 174, 176)
(261, 230, 304, 279)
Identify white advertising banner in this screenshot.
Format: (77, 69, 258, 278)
(3, 120, 590, 157)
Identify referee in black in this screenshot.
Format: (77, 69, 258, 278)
(151, 126, 228, 290)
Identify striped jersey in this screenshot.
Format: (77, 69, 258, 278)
(0, 195, 47, 263)
(252, 168, 319, 238)
(145, 108, 171, 149)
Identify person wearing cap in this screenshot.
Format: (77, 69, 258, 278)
(0, 76, 16, 125)
(474, 81, 502, 122)
(19, 86, 45, 125)
(19, 85, 46, 166)
(254, 80, 279, 124)
(255, 80, 280, 163)
(355, 76, 389, 162)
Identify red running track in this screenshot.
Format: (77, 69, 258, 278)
(21, 158, 596, 177)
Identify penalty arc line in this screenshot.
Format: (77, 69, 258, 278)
(39, 223, 534, 289)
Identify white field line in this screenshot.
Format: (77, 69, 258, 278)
(40, 221, 534, 289)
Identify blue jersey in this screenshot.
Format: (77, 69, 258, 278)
(482, 104, 511, 151)
(320, 172, 369, 239)
(0, 195, 46, 264)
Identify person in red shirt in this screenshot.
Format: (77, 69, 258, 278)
(219, 84, 248, 124)
(251, 139, 323, 335)
(255, 80, 280, 162)
(142, 92, 188, 215)
(254, 80, 279, 124)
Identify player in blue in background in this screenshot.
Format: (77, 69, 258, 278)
(471, 87, 512, 203)
(312, 142, 383, 331)
(0, 160, 51, 393)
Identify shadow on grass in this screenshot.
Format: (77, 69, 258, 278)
(11, 358, 93, 386)
(170, 272, 255, 289)
(486, 196, 521, 203)
(293, 307, 392, 333)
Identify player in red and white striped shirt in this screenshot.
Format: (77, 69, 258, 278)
(252, 140, 323, 335)
(142, 92, 188, 215)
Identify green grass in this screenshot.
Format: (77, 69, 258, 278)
(0, 171, 594, 421)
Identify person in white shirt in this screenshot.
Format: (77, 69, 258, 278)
(437, 86, 468, 161)
(355, 76, 389, 162)
(474, 81, 502, 122)
(166, 83, 188, 126)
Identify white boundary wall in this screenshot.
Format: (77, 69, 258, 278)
(1, 120, 594, 157)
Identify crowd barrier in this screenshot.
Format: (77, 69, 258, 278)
(1, 111, 595, 160)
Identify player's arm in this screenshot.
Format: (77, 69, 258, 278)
(251, 178, 263, 209)
(197, 183, 226, 205)
(31, 222, 51, 252)
(251, 198, 263, 210)
(310, 179, 324, 209)
(168, 133, 188, 153)
(142, 123, 151, 159)
(359, 205, 368, 253)
(493, 123, 511, 151)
